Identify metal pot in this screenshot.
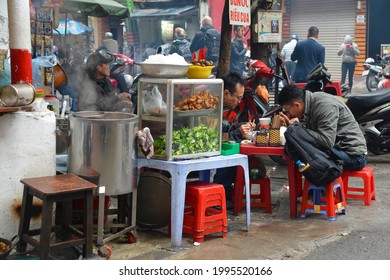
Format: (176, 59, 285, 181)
(68, 111, 138, 196)
(53, 64, 68, 88)
(0, 236, 19, 260)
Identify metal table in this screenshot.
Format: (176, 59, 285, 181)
(137, 154, 250, 247)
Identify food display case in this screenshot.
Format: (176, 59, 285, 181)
(137, 77, 224, 161)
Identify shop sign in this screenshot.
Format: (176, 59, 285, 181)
(229, 0, 251, 26)
(381, 44, 390, 57)
(41, 0, 63, 8)
(255, 10, 282, 43)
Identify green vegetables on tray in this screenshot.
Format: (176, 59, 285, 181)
(154, 124, 219, 156)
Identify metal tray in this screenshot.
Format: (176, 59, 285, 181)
(173, 108, 218, 117)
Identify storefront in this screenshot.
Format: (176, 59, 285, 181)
(285, 0, 359, 80)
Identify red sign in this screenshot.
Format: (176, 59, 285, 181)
(41, 0, 64, 8)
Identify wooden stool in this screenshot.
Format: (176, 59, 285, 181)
(16, 174, 96, 260)
(182, 181, 228, 243)
(237, 176, 272, 214)
(342, 167, 376, 206)
(300, 177, 346, 221)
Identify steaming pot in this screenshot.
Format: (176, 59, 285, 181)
(68, 111, 138, 195)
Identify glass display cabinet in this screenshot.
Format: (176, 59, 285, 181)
(137, 77, 224, 161)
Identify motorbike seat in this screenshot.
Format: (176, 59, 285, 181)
(346, 88, 390, 118)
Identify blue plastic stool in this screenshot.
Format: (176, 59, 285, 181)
(300, 177, 346, 221)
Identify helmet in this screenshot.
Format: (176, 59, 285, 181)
(383, 65, 390, 78)
(364, 57, 375, 64)
(290, 34, 299, 41)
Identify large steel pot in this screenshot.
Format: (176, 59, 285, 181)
(68, 111, 138, 196)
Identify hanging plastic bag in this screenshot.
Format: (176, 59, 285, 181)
(0, 57, 11, 88)
(142, 85, 167, 115)
(32, 55, 57, 89)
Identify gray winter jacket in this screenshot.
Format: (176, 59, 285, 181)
(303, 90, 367, 156)
(337, 35, 360, 63)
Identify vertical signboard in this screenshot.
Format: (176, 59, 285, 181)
(229, 0, 251, 26)
(255, 10, 282, 43)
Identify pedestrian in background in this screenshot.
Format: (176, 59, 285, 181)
(142, 43, 157, 61)
(291, 26, 325, 83)
(190, 16, 221, 67)
(338, 35, 360, 93)
(101, 32, 118, 54)
(281, 34, 299, 80)
(230, 25, 247, 76)
(170, 27, 192, 61)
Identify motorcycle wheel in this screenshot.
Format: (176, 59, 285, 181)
(269, 155, 287, 166)
(366, 133, 387, 155)
(366, 72, 380, 92)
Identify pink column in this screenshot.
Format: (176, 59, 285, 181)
(7, 0, 32, 84)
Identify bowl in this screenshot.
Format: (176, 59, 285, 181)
(139, 63, 190, 78)
(186, 65, 215, 79)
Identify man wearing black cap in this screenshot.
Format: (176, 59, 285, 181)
(77, 52, 132, 111)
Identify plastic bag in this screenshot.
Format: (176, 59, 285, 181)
(0, 57, 11, 88)
(32, 55, 57, 89)
(142, 85, 167, 115)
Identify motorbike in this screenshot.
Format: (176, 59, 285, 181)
(97, 49, 141, 111)
(296, 63, 390, 155)
(347, 88, 390, 155)
(362, 54, 390, 92)
(377, 65, 390, 90)
(224, 59, 285, 125)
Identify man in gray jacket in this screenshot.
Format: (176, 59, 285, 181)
(278, 84, 367, 170)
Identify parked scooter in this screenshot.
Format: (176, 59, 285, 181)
(224, 59, 285, 125)
(377, 65, 390, 90)
(295, 63, 390, 155)
(362, 54, 390, 92)
(347, 88, 390, 155)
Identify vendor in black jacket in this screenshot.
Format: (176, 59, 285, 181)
(214, 72, 256, 209)
(77, 52, 132, 112)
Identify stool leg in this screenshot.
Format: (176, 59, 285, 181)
(371, 174, 376, 200)
(325, 184, 336, 221)
(17, 185, 33, 254)
(40, 198, 54, 260)
(260, 184, 272, 214)
(300, 181, 309, 218)
(363, 174, 372, 206)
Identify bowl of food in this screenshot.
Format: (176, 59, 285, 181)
(186, 65, 215, 79)
(139, 63, 190, 78)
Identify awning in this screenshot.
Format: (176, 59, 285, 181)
(62, 0, 128, 18)
(55, 19, 93, 35)
(130, 5, 196, 18)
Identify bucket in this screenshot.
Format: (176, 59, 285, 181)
(0, 83, 35, 107)
(68, 111, 138, 196)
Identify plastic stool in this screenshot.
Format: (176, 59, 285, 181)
(300, 177, 346, 221)
(342, 167, 376, 206)
(236, 176, 272, 214)
(16, 174, 96, 259)
(182, 181, 228, 243)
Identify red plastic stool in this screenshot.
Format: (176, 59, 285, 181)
(342, 167, 376, 206)
(182, 181, 228, 243)
(237, 176, 272, 214)
(300, 177, 346, 221)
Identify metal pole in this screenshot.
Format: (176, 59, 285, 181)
(8, 0, 33, 84)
